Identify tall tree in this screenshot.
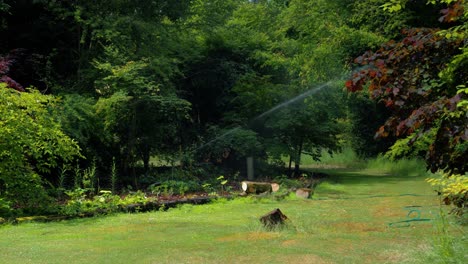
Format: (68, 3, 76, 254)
(346, 1, 467, 173)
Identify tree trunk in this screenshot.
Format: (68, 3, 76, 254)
(142, 145, 150, 173)
(128, 101, 138, 188)
(294, 138, 303, 176)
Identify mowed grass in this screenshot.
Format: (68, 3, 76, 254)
(1, 170, 466, 264)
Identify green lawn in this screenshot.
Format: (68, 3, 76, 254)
(1, 170, 466, 264)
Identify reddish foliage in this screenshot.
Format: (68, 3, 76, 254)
(346, 27, 467, 173)
(0, 51, 25, 91)
(439, 1, 465, 23)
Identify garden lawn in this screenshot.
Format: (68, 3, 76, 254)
(1, 170, 466, 264)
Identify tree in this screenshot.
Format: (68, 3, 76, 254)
(350, 0, 445, 38)
(0, 84, 81, 211)
(346, 1, 467, 173)
(94, 57, 191, 184)
(345, 92, 394, 157)
(264, 85, 344, 175)
(186, 0, 386, 175)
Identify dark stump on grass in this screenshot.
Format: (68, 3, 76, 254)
(259, 208, 288, 229)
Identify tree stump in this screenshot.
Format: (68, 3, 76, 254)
(241, 181, 279, 194)
(259, 208, 288, 229)
(296, 188, 313, 199)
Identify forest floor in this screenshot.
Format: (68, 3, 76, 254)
(0, 169, 466, 263)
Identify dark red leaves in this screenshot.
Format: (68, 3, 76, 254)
(376, 125, 389, 138)
(439, 1, 465, 23)
(0, 52, 25, 92)
(346, 26, 467, 173)
(0, 76, 24, 91)
(344, 80, 353, 90)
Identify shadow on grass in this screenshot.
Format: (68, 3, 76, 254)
(306, 168, 435, 200)
(313, 168, 429, 185)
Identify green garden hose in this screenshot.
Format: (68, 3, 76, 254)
(388, 206, 431, 227)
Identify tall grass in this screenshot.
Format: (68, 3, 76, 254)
(299, 147, 430, 177)
(415, 208, 468, 264)
(296, 147, 363, 169)
(364, 155, 430, 177)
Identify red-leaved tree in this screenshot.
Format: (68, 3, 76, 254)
(0, 50, 25, 92)
(346, 27, 467, 173)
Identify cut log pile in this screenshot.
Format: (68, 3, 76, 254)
(241, 180, 317, 199)
(241, 181, 280, 194)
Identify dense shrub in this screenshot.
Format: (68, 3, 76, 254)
(427, 173, 468, 217)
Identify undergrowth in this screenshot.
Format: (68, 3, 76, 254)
(364, 155, 429, 177)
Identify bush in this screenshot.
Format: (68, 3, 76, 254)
(149, 180, 201, 196)
(273, 175, 304, 189)
(60, 189, 158, 216)
(0, 85, 81, 213)
(0, 198, 12, 217)
(427, 173, 468, 218)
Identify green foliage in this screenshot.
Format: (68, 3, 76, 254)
(197, 127, 263, 166)
(381, 0, 406, 12)
(365, 156, 429, 177)
(58, 94, 97, 149)
(427, 173, 468, 216)
(385, 127, 437, 160)
(423, 209, 468, 263)
(273, 175, 303, 189)
(150, 180, 201, 196)
(111, 157, 118, 194)
(121, 191, 150, 206)
(7, 0, 465, 208)
(0, 84, 81, 210)
(61, 189, 157, 217)
(0, 197, 12, 217)
(82, 161, 97, 193)
(93, 56, 192, 176)
(93, 57, 159, 96)
(62, 189, 116, 216)
(347, 26, 467, 173)
(216, 175, 230, 194)
(187, 0, 241, 30)
(346, 92, 394, 157)
(296, 147, 364, 169)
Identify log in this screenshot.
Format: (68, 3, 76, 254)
(260, 208, 288, 229)
(271, 183, 280, 192)
(295, 188, 313, 199)
(241, 181, 279, 194)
